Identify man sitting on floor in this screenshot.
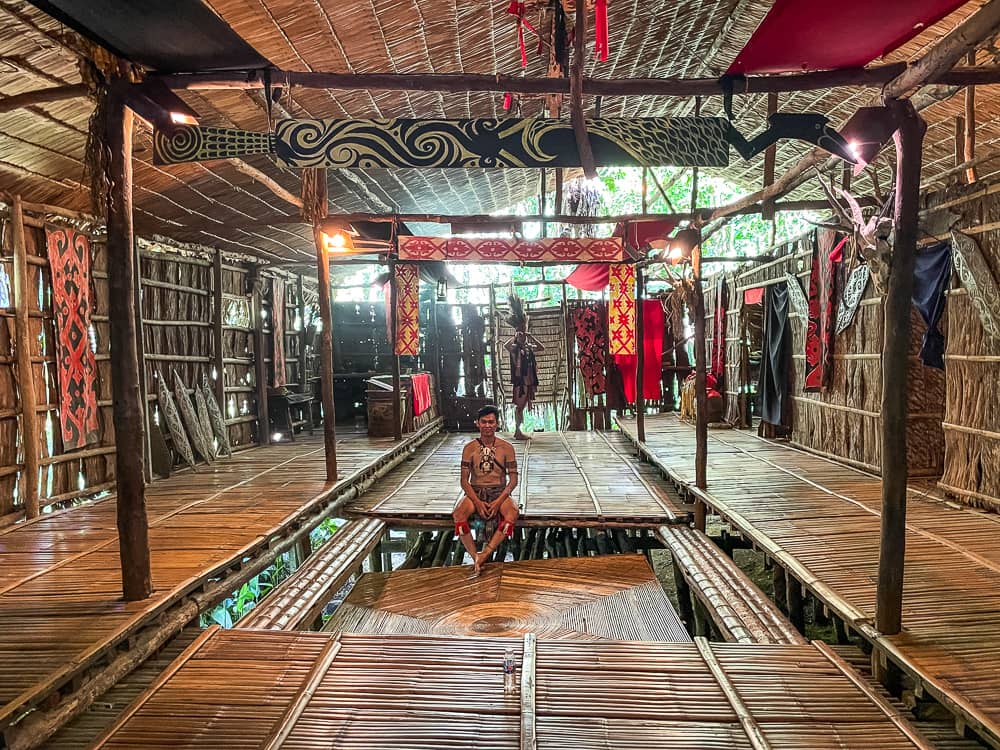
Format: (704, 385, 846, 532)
(454, 405, 520, 574)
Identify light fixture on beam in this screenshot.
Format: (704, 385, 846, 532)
(318, 221, 377, 257)
(122, 79, 200, 132)
(837, 106, 899, 174)
(665, 227, 701, 265)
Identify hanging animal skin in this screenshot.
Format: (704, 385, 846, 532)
(173, 371, 214, 464)
(835, 263, 871, 335)
(951, 229, 1000, 343)
(201, 375, 233, 458)
(157, 373, 196, 470)
(784, 273, 810, 321)
(195, 389, 218, 461)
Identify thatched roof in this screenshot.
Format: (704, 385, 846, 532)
(0, 0, 996, 263)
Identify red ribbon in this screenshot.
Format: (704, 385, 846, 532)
(503, 92, 513, 111)
(507, 0, 528, 67)
(595, 0, 609, 61)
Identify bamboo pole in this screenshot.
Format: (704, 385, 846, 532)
(105, 91, 152, 601)
(297, 274, 308, 392)
(570, 0, 596, 179)
(965, 51, 978, 184)
(635, 265, 645, 443)
(252, 282, 270, 446)
(11, 195, 39, 519)
(876, 98, 925, 637)
(388, 256, 403, 442)
(212, 249, 226, 409)
(313, 227, 338, 480)
(134, 238, 152, 483)
(692, 246, 708, 530)
(761, 93, 778, 221)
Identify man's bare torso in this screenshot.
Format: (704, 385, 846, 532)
(462, 437, 516, 487)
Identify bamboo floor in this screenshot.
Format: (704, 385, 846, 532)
(323, 554, 691, 641)
(619, 413, 1000, 748)
(91, 628, 933, 750)
(0, 425, 439, 730)
(345, 431, 682, 527)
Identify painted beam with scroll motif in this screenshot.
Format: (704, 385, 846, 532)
(153, 117, 731, 168)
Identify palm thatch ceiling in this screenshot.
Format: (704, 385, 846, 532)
(0, 0, 996, 264)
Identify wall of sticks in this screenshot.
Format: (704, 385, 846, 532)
(0, 197, 319, 526)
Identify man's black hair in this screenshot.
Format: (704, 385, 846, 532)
(476, 405, 501, 420)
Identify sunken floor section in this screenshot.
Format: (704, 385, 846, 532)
(323, 554, 690, 641)
(345, 430, 682, 526)
(619, 413, 1000, 748)
(92, 628, 933, 750)
(0, 424, 439, 732)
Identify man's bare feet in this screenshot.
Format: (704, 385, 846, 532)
(474, 549, 491, 574)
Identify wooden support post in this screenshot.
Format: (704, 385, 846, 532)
(641, 168, 648, 214)
(635, 265, 646, 443)
(772, 563, 788, 614)
(570, 0, 597, 179)
(253, 282, 270, 445)
(388, 257, 403, 442)
(554, 168, 563, 216)
(761, 92, 778, 221)
(312, 226, 338, 481)
(965, 50, 977, 184)
(295, 536, 312, 567)
(672, 557, 695, 630)
(692, 255, 708, 533)
(212, 249, 226, 412)
(134, 236, 152, 483)
(105, 91, 152, 601)
(954, 116, 964, 167)
(876, 98, 924, 636)
(10, 196, 40, 519)
(539, 168, 548, 239)
(786, 570, 805, 633)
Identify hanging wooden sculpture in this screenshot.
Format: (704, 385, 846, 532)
(157, 373, 196, 469)
(173, 371, 214, 464)
(201, 375, 233, 457)
(952, 229, 1000, 343)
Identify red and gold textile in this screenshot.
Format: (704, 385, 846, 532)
(45, 225, 99, 450)
(711, 279, 727, 387)
(613, 299, 665, 404)
(399, 236, 624, 263)
(411, 373, 432, 416)
(608, 263, 636, 356)
(271, 278, 286, 386)
(803, 231, 845, 392)
(394, 263, 420, 356)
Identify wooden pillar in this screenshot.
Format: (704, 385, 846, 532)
(672, 557, 695, 630)
(786, 570, 805, 633)
(252, 280, 270, 446)
(388, 256, 403, 442)
(540, 167, 548, 239)
(875, 98, 925, 636)
(134, 243, 152, 482)
(692, 254, 708, 533)
(965, 51, 977, 184)
(212, 249, 225, 411)
(772, 562, 788, 614)
(761, 92, 778, 221)
(312, 227, 338, 481)
(105, 91, 152, 601)
(635, 264, 645, 443)
(10, 196, 40, 519)
(296, 274, 308, 392)
(432, 295, 443, 413)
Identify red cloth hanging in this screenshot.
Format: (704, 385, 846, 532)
(594, 0, 609, 61)
(411, 373, 432, 417)
(728, 0, 966, 74)
(803, 231, 844, 392)
(744, 287, 765, 305)
(711, 279, 727, 387)
(566, 263, 610, 291)
(614, 299, 664, 404)
(613, 219, 678, 252)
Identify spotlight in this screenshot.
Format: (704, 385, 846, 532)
(838, 106, 899, 174)
(665, 227, 701, 263)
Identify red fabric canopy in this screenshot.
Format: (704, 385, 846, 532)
(728, 0, 966, 74)
(566, 263, 611, 291)
(613, 219, 678, 250)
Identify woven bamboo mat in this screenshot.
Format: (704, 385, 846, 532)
(619, 413, 1000, 746)
(0, 428, 431, 728)
(345, 431, 682, 525)
(323, 554, 690, 642)
(91, 629, 931, 749)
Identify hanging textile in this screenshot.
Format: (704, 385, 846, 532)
(271, 278, 287, 387)
(613, 219, 678, 252)
(614, 299, 665, 404)
(411, 373, 432, 416)
(803, 231, 842, 392)
(912, 241, 952, 369)
(572, 303, 607, 394)
(608, 263, 636, 355)
(399, 235, 624, 263)
(711, 278, 728, 386)
(394, 263, 420, 356)
(45, 225, 99, 450)
(744, 287, 765, 305)
(566, 263, 610, 291)
(508, 340, 539, 409)
(758, 283, 792, 426)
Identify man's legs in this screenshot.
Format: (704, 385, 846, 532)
(513, 404, 527, 440)
(476, 497, 519, 569)
(453, 495, 480, 567)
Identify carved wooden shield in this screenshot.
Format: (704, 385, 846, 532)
(835, 263, 870, 335)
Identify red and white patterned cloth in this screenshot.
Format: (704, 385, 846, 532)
(399, 236, 624, 263)
(394, 263, 420, 356)
(608, 263, 636, 356)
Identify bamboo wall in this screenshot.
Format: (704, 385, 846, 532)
(926, 183, 1000, 510)
(709, 235, 946, 478)
(0, 198, 317, 525)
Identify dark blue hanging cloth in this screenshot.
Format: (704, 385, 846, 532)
(757, 282, 791, 426)
(912, 241, 952, 369)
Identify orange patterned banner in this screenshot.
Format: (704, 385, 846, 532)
(399, 235, 624, 263)
(394, 263, 420, 356)
(608, 263, 636, 356)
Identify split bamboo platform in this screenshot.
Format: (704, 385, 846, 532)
(345, 431, 683, 527)
(0, 421, 441, 734)
(90, 628, 934, 750)
(323, 554, 691, 641)
(620, 413, 1000, 748)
